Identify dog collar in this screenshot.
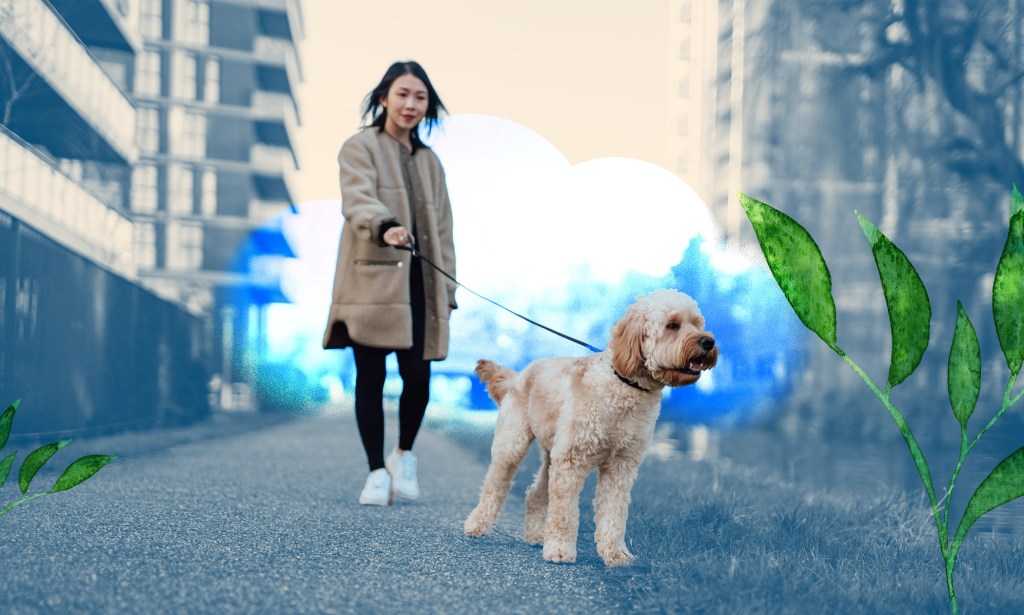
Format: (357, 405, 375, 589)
(613, 368, 650, 392)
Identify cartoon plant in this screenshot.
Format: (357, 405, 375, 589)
(739, 187, 1024, 615)
(0, 399, 117, 517)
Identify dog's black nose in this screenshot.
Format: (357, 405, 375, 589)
(699, 336, 715, 351)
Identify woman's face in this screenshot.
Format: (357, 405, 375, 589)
(381, 73, 429, 133)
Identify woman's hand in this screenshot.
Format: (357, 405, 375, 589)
(382, 226, 412, 247)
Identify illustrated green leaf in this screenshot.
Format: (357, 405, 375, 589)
(1012, 184, 1023, 217)
(956, 446, 1024, 544)
(0, 452, 16, 488)
(0, 400, 17, 451)
(19, 439, 71, 495)
(947, 302, 981, 429)
(739, 193, 838, 350)
(993, 204, 1024, 376)
(50, 455, 117, 493)
(856, 213, 931, 388)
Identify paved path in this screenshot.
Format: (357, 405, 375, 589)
(0, 412, 629, 614)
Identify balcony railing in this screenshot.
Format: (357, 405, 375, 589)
(253, 34, 302, 87)
(0, 125, 135, 277)
(251, 90, 299, 147)
(0, 0, 137, 163)
(250, 143, 296, 175)
(249, 198, 291, 224)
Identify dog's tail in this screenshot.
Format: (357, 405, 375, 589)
(474, 359, 517, 404)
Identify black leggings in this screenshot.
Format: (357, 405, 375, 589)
(351, 258, 431, 471)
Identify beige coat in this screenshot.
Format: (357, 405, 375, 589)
(322, 127, 457, 360)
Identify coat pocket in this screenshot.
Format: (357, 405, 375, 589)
(354, 260, 403, 267)
(348, 259, 408, 305)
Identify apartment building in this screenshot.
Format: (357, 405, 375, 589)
(0, 0, 212, 432)
(130, 0, 302, 316)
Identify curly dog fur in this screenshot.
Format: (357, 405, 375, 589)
(464, 289, 718, 566)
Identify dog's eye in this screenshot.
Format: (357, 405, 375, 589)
(666, 322, 680, 330)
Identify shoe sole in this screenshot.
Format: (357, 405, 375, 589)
(391, 487, 419, 500)
(359, 491, 393, 506)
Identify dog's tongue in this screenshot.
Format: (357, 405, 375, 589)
(688, 362, 706, 372)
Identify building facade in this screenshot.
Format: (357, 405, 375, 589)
(670, 0, 1024, 433)
(0, 0, 212, 432)
(130, 0, 302, 315)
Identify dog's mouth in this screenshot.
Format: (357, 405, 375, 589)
(674, 361, 713, 376)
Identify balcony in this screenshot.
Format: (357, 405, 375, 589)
(253, 35, 301, 97)
(0, 125, 135, 278)
(0, 0, 137, 163)
(251, 90, 299, 152)
(248, 198, 292, 224)
(215, 0, 304, 42)
(49, 0, 143, 53)
(249, 143, 295, 204)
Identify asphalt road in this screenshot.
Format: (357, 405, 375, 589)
(0, 411, 630, 614)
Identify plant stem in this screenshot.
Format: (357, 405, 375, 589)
(946, 558, 959, 615)
(969, 371, 1020, 451)
(940, 372, 1021, 615)
(0, 492, 48, 516)
(838, 352, 947, 545)
(942, 429, 970, 535)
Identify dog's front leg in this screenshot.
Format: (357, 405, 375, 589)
(542, 455, 588, 563)
(594, 453, 642, 566)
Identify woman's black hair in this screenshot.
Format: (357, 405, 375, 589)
(362, 61, 447, 151)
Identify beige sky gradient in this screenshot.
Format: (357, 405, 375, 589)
(293, 1, 670, 204)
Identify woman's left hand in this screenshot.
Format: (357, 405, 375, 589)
(382, 225, 413, 247)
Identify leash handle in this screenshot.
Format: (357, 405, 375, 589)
(394, 243, 603, 353)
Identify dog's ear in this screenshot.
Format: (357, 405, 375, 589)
(609, 306, 646, 378)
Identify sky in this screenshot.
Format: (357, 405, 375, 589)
(292, 1, 670, 205)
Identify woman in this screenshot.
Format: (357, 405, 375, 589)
(322, 61, 457, 506)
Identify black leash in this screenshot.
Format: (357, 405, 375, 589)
(395, 243, 603, 353)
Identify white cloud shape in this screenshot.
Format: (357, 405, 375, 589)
(427, 115, 719, 294)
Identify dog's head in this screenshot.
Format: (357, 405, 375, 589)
(608, 289, 718, 388)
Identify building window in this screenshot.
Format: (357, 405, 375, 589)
(136, 106, 160, 153)
(134, 222, 157, 269)
(175, 51, 197, 100)
(678, 0, 693, 22)
(168, 164, 194, 214)
(204, 57, 220, 103)
(166, 221, 203, 270)
(140, 0, 162, 39)
(678, 72, 690, 99)
(168, 108, 206, 157)
(200, 168, 217, 216)
(183, 111, 206, 157)
(180, 0, 210, 45)
(678, 113, 689, 137)
(132, 164, 159, 213)
(135, 50, 161, 97)
(677, 152, 689, 175)
(680, 38, 691, 61)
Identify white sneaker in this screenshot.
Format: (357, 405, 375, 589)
(385, 447, 419, 500)
(359, 468, 392, 506)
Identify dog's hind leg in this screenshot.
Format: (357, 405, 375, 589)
(464, 400, 533, 537)
(593, 451, 642, 566)
(523, 446, 549, 545)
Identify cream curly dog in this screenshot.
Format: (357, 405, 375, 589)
(464, 289, 718, 566)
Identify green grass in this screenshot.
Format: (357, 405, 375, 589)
(444, 420, 1023, 614)
(620, 454, 1023, 613)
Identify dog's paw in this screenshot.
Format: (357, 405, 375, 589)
(463, 513, 492, 537)
(543, 540, 576, 563)
(599, 546, 636, 567)
(523, 529, 544, 545)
